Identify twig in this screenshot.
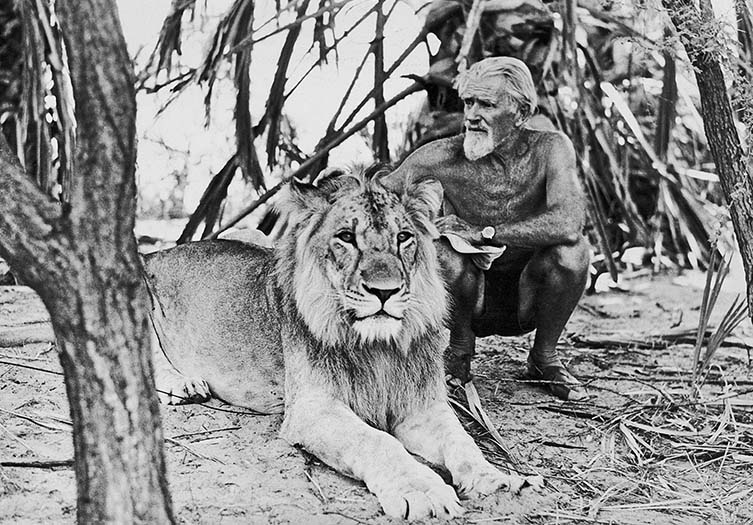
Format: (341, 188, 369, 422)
(169, 426, 241, 440)
(303, 467, 328, 503)
(231, 0, 350, 51)
(531, 511, 606, 523)
(0, 407, 65, 432)
(0, 359, 63, 376)
(321, 511, 371, 524)
(0, 459, 73, 469)
(0, 421, 36, 453)
(164, 437, 223, 463)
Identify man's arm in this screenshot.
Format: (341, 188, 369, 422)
(437, 133, 585, 248)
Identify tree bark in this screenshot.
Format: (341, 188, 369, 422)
(663, 0, 753, 322)
(0, 0, 175, 523)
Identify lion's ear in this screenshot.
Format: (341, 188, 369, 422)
(405, 178, 444, 221)
(277, 179, 329, 219)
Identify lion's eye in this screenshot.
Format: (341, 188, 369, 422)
(336, 230, 356, 244)
(397, 231, 413, 243)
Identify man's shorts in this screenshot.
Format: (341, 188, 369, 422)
(471, 247, 536, 337)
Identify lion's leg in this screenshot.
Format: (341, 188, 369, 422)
(151, 324, 210, 405)
(281, 392, 463, 520)
(393, 400, 525, 498)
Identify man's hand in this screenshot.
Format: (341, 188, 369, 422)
(435, 215, 484, 245)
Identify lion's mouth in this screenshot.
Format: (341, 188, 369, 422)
(355, 310, 403, 321)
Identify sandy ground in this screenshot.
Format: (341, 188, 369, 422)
(1, 273, 752, 524)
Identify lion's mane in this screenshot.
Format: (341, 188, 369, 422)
(273, 167, 449, 428)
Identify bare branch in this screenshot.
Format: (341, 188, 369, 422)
(231, 0, 350, 52)
(0, 135, 65, 291)
(208, 82, 422, 238)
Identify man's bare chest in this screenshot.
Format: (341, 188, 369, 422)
(438, 157, 546, 224)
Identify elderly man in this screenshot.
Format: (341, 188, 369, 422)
(386, 57, 590, 401)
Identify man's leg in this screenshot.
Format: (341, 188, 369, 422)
(436, 238, 484, 383)
(518, 237, 590, 401)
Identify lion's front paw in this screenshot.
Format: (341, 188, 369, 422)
(454, 461, 537, 498)
(375, 466, 463, 520)
(156, 369, 210, 405)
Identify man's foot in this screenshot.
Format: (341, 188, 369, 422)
(444, 347, 473, 386)
(526, 358, 589, 401)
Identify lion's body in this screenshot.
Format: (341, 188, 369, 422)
(145, 241, 284, 413)
(145, 169, 527, 519)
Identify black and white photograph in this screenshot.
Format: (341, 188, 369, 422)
(1, 0, 752, 522)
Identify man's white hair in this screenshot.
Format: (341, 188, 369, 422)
(455, 57, 538, 122)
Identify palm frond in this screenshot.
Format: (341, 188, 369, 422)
(147, 0, 198, 77)
(177, 155, 238, 244)
(1, 0, 75, 203)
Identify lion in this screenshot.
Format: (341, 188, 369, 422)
(144, 167, 529, 520)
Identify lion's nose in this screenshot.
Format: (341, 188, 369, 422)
(362, 284, 400, 305)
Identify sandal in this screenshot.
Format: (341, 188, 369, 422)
(444, 348, 473, 386)
(526, 359, 590, 401)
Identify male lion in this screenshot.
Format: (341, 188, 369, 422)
(144, 168, 529, 520)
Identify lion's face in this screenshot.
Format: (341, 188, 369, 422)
(276, 169, 447, 351)
(322, 190, 422, 341)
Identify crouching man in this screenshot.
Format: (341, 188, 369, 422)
(386, 57, 590, 401)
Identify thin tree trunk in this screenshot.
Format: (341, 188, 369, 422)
(373, 0, 389, 162)
(663, 0, 753, 322)
(0, 0, 175, 522)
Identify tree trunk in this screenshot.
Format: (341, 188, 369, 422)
(663, 0, 753, 322)
(0, 0, 175, 523)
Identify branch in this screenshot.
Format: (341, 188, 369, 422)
(335, 28, 426, 134)
(0, 135, 66, 291)
(230, 0, 350, 52)
(208, 82, 423, 238)
(372, 0, 389, 162)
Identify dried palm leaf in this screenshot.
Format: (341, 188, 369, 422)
(145, 0, 198, 77)
(692, 250, 749, 394)
(177, 155, 239, 244)
(3, 0, 75, 203)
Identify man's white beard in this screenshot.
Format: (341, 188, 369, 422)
(463, 130, 495, 161)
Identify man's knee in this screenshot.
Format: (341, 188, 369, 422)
(529, 238, 590, 288)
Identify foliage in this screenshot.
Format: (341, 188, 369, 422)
(0, 0, 75, 202)
(5, 0, 751, 267)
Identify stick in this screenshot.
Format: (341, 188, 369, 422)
(169, 426, 241, 440)
(164, 437, 223, 463)
(321, 511, 371, 524)
(0, 459, 73, 468)
(0, 407, 65, 432)
(0, 358, 62, 376)
(303, 467, 328, 503)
